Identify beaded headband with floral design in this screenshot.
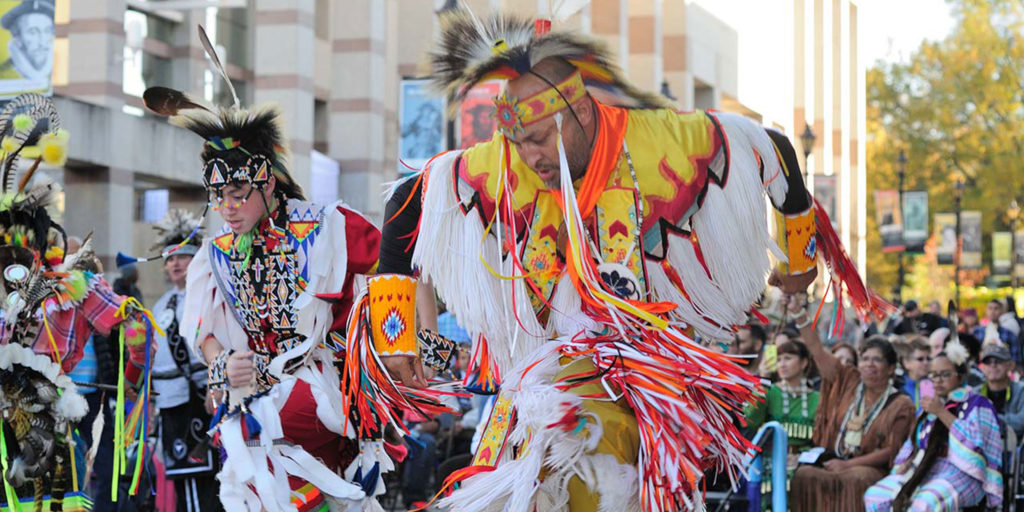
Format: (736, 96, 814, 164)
(492, 71, 587, 139)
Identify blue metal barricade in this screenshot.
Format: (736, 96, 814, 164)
(744, 421, 789, 512)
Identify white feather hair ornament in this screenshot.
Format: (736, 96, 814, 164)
(943, 338, 970, 367)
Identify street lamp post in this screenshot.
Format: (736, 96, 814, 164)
(660, 81, 677, 101)
(896, 150, 907, 303)
(800, 123, 816, 183)
(1010, 199, 1021, 289)
(954, 178, 965, 305)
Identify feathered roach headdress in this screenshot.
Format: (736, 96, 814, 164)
(150, 208, 206, 259)
(0, 94, 70, 269)
(142, 26, 304, 201)
(121, 26, 304, 266)
(431, 8, 670, 137)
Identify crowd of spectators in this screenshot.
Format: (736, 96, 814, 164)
(69, 249, 1024, 512)
(729, 291, 1024, 511)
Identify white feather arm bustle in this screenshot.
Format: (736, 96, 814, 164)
(649, 113, 786, 342)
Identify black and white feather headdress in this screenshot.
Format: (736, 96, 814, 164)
(431, 9, 671, 112)
(141, 26, 305, 201)
(150, 208, 206, 258)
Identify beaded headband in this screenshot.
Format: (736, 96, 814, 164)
(493, 71, 587, 139)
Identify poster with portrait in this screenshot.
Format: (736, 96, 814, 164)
(1015, 230, 1024, 279)
(960, 211, 982, 270)
(993, 231, 1012, 277)
(398, 78, 445, 175)
(459, 81, 501, 149)
(934, 213, 957, 265)
(875, 190, 904, 253)
(902, 191, 928, 253)
(813, 175, 836, 226)
(0, 0, 53, 100)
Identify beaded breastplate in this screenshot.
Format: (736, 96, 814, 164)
(209, 200, 325, 392)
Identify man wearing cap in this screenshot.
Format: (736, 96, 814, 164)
(0, 0, 54, 83)
(977, 343, 1024, 439)
(974, 299, 1020, 364)
(885, 299, 944, 335)
(149, 210, 222, 512)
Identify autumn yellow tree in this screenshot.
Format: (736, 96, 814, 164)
(866, 0, 1024, 297)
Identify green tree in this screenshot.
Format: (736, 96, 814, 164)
(866, 0, 1024, 297)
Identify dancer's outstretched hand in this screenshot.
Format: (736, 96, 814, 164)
(381, 354, 429, 388)
(768, 267, 816, 294)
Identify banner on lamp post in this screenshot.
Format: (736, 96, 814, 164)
(1015, 230, 1024, 279)
(902, 191, 928, 253)
(960, 211, 982, 270)
(875, 190, 904, 253)
(0, 0, 54, 101)
(935, 213, 957, 265)
(993, 232, 1012, 276)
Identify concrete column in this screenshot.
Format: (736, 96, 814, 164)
(329, 0, 392, 220)
(851, 1, 866, 275)
(627, 0, 657, 92)
(396, 1, 434, 77)
(63, 166, 134, 272)
(61, 0, 126, 107)
(253, 0, 316, 193)
(591, 0, 627, 71)
(662, 0, 690, 109)
(171, 11, 210, 96)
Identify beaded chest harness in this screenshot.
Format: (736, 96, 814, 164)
(209, 200, 325, 392)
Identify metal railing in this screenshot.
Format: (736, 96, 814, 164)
(742, 421, 790, 512)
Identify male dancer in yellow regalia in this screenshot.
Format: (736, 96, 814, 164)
(367, 12, 889, 512)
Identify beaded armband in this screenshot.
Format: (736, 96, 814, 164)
(418, 329, 457, 373)
(208, 349, 232, 392)
(368, 274, 418, 357)
(776, 207, 817, 276)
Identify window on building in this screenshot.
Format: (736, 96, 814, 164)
(203, 6, 252, 106)
(137, 188, 169, 223)
(123, 9, 174, 99)
(215, 7, 251, 70)
(314, 99, 329, 154)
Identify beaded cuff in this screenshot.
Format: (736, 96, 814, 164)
(777, 207, 817, 276)
(368, 274, 418, 357)
(208, 349, 232, 392)
(418, 329, 458, 373)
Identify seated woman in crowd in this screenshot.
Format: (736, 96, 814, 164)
(787, 295, 915, 512)
(831, 342, 859, 367)
(864, 341, 1003, 511)
(745, 340, 820, 504)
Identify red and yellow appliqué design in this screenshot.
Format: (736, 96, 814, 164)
(368, 274, 417, 356)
